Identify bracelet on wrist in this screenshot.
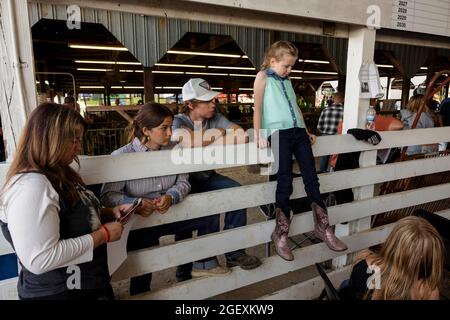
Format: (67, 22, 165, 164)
(100, 225, 110, 243)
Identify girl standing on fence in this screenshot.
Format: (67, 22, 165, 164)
(0, 103, 130, 300)
(253, 41, 347, 261)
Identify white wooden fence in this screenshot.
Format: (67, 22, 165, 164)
(1, 127, 450, 300)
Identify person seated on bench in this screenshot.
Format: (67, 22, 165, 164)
(340, 216, 445, 300)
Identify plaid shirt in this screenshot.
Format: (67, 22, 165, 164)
(317, 104, 344, 135)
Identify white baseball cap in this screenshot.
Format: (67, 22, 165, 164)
(182, 78, 221, 102)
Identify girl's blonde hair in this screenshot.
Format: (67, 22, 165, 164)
(368, 216, 444, 300)
(2, 103, 87, 207)
(406, 94, 430, 114)
(261, 40, 298, 70)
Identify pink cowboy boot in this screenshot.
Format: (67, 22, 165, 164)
(311, 202, 348, 252)
(271, 208, 294, 261)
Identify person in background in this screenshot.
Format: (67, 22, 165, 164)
(340, 216, 444, 300)
(316, 91, 345, 173)
(0, 103, 129, 300)
(172, 78, 262, 273)
(400, 94, 436, 155)
(253, 40, 347, 261)
(63, 96, 81, 113)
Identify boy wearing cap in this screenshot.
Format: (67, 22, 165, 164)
(172, 78, 262, 276)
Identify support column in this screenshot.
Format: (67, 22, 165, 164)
(342, 26, 376, 133)
(144, 67, 154, 103)
(401, 76, 411, 109)
(0, 0, 37, 160)
(334, 26, 376, 269)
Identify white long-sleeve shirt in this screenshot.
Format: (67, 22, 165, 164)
(0, 173, 93, 275)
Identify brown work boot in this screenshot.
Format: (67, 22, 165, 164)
(271, 208, 294, 261)
(311, 203, 348, 252)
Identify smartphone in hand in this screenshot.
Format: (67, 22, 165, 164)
(118, 198, 142, 224)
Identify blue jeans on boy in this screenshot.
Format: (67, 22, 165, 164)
(272, 127, 325, 218)
(127, 214, 219, 294)
(176, 173, 247, 274)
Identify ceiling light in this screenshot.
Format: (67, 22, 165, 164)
(376, 64, 394, 68)
(208, 66, 255, 70)
(211, 87, 223, 90)
(155, 63, 206, 68)
(44, 80, 49, 85)
(303, 70, 338, 75)
(303, 59, 330, 64)
(230, 73, 256, 77)
(167, 50, 243, 58)
(162, 86, 183, 89)
(185, 72, 228, 76)
(80, 86, 105, 89)
(69, 44, 128, 51)
(111, 86, 144, 89)
(239, 88, 253, 91)
(77, 68, 112, 72)
(290, 76, 302, 80)
(152, 71, 184, 74)
(119, 69, 143, 73)
(420, 67, 428, 70)
(75, 60, 141, 65)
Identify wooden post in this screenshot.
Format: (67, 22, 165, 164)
(0, 0, 37, 160)
(386, 75, 391, 100)
(144, 67, 154, 103)
(334, 26, 376, 269)
(401, 76, 410, 109)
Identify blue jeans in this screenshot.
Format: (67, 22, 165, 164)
(185, 173, 247, 262)
(127, 213, 219, 295)
(271, 128, 325, 218)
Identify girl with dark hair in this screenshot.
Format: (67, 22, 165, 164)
(0, 103, 131, 300)
(100, 103, 229, 296)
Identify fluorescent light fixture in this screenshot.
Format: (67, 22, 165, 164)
(208, 66, 255, 70)
(420, 67, 428, 70)
(152, 71, 184, 74)
(292, 70, 337, 75)
(290, 76, 302, 80)
(77, 68, 112, 72)
(111, 86, 144, 89)
(376, 64, 394, 68)
(185, 72, 228, 76)
(242, 55, 248, 59)
(119, 69, 143, 73)
(211, 87, 223, 90)
(167, 50, 243, 58)
(303, 70, 338, 75)
(303, 59, 330, 64)
(80, 86, 105, 89)
(230, 73, 256, 77)
(69, 44, 128, 51)
(155, 63, 206, 68)
(162, 86, 183, 89)
(75, 60, 141, 65)
(36, 81, 40, 84)
(239, 88, 253, 91)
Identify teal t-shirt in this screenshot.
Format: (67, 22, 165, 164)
(261, 69, 305, 137)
